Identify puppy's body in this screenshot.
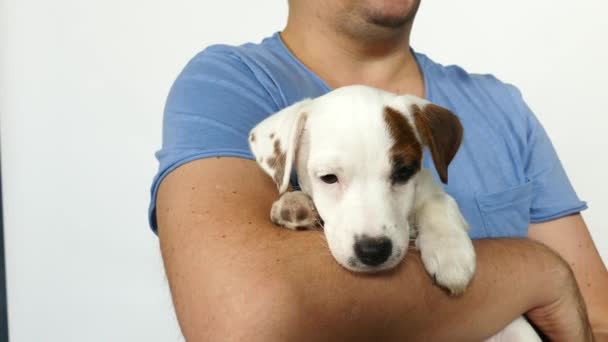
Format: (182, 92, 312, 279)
(250, 85, 540, 341)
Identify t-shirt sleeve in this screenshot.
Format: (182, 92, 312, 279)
(148, 47, 280, 232)
(507, 86, 587, 223)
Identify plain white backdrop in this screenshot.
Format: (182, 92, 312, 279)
(1, 0, 606, 341)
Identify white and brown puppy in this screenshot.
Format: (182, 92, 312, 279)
(249, 85, 539, 341)
(249, 85, 474, 294)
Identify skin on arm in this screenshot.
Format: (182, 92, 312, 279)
(157, 157, 590, 342)
(530, 215, 608, 340)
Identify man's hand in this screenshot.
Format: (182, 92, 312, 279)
(527, 260, 594, 341)
(529, 215, 608, 341)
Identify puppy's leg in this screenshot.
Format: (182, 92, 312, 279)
(413, 170, 476, 295)
(271, 191, 320, 230)
(484, 317, 541, 342)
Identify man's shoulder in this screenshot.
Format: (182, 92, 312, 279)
(416, 52, 527, 121)
(416, 52, 516, 94)
(178, 33, 328, 108)
(181, 34, 284, 78)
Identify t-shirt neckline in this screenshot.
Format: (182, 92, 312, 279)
(270, 31, 430, 100)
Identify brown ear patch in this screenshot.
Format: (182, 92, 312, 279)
(383, 107, 422, 185)
(412, 104, 463, 184)
(266, 139, 287, 187)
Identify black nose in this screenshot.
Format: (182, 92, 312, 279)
(354, 236, 392, 266)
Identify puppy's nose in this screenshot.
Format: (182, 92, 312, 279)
(354, 236, 392, 266)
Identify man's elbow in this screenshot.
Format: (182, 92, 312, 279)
(173, 269, 306, 342)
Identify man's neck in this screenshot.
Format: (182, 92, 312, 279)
(281, 14, 424, 97)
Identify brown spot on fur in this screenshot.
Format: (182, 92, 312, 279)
(412, 104, 463, 184)
(295, 207, 309, 221)
(280, 208, 292, 221)
(383, 107, 422, 185)
(264, 113, 308, 191)
(249, 133, 256, 142)
(266, 139, 286, 187)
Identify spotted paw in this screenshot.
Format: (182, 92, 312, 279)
(270, 191, 320, 230)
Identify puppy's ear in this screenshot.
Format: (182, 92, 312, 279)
(412, 103, 463, 184)
(389, 95, 463, 184)
(249, 99, 311, 194)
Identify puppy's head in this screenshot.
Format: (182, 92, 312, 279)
(250, 85, 463, 272)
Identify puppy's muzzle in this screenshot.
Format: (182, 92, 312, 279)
(354, 236, 393, 266)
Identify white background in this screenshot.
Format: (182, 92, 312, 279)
(1, 0, 606, 341)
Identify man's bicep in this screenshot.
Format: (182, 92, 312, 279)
(156, 157, 281, 268)
(155, 157, 298, 340)
(148, 46, 281, 232)
(529, 214, 608, 331)
(156, 157, 277, 233)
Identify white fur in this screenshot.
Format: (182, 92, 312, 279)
(413, 169, 476, 295)
(485, 317, 542, 342)
(249, 85, 538, 341)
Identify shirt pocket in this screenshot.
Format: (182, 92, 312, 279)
(475, 181, 533, 238)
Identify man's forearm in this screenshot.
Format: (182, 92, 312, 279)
(263, 235, 579, 341)
(161, 222, 579, 341)
(157, 159, 587, 341)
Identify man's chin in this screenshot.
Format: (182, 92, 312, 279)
(366, 13, 411, 28)
(361, 1, 421, 28)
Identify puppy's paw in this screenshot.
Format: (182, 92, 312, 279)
(271, 191, 320, 230)
(417, 231, 476, 295)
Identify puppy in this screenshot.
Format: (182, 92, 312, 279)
(249, 85, 539, 341)
(249, 85, 474, 292)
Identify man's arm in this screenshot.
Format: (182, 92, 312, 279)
(530, 215, 608, 340)
(157, 157, 590, 342)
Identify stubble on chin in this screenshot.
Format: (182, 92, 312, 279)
(337, 1, 421, 42)
(362, 5, 417, 29)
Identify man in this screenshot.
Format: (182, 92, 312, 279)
(151, 1, 608, 340)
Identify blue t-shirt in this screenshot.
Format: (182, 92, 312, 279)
(149, 32, 586, 239)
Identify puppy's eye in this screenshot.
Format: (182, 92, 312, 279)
(391, 164, 418, 185)
(320, 174, 338, 184)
